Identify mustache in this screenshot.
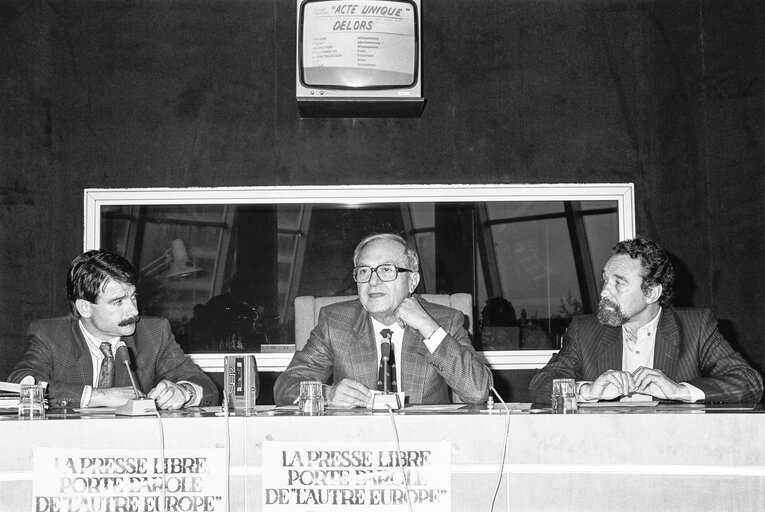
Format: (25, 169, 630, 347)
(118, 315, 140, 327)
(599, 297, 620, 311)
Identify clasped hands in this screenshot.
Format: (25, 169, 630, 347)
(580, 367, 690, 402)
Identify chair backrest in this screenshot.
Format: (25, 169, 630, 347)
(293, 293, 473, 350)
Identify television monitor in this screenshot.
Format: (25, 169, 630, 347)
(296, 0, 425, 117)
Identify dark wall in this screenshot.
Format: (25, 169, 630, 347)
(1, 1, 763, 395)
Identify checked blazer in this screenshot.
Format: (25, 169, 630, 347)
(274, 296, 492, 405)
(529, 308, 763, 404)
(8, 316, 219, 408)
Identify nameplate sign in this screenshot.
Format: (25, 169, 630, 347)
(262, 441, 451, 511)
(32, 448, 227, 512)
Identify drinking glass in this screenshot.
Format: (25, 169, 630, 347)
(18, 384, 46, 420)
(298, 381, 325, 416)
(551, 378, 578, 414)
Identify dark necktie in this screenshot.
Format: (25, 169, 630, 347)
(97, 342, 115, 389)
(377, 329, 397, 393)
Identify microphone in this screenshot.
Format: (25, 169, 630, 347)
(381, 341, 391, 393)
(371, 338, 400, 410)
(114, 346, 157, 416)
(115, 346, 143, 399)
(381, 340, 391, 360)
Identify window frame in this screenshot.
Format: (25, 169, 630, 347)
(84, 183, 635, 372)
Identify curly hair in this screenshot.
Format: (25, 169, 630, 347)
(67, 250, 138, 316)
(612, 236, 675, 307)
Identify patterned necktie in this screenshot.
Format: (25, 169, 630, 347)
(97, 342, 115, 389)
(377, 329, 397, 393)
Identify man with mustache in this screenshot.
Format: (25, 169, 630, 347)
(274, 233, 492, 407)
(8, 250, 219, 410)
(529, 236, 762, 403)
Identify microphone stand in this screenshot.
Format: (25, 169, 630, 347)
(372, 344, 401, 411)
(115, 360, 158, 416)
(382, 354, 389, 393)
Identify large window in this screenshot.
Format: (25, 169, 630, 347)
(85, 184, 635, 372)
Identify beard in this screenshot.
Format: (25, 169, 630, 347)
(597, 298, 628, 327)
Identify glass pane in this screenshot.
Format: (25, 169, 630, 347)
(137, 222, 220, 322)
(475, 200, 619, 351)
(98, 198, 621, 354)
(297, 204, 406, 297)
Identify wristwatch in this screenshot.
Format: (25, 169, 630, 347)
(178, 382, 197, 406)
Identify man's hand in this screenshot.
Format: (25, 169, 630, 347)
(394, 297, 440, 338)
(583, 369, 636, 400)
(325, 379, 371, 408)
(148, 380, 190, 410)
(631, 367, 689, 401)
(89, 387, 137, 408)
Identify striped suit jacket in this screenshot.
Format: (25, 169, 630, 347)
(8, 316, 219, 408)
(274, 296, 492, 405)
(529, 308, 763, 404)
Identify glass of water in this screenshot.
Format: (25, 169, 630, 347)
(551, 378, 578, 414)
(298, 381, 325, 416)
(18, 384, 46, 420)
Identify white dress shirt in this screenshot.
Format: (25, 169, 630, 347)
(577, 309, 704, 402)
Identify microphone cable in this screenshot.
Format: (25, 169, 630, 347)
(151, 407, 167, 512)
(386, 405, 414, 512)
(120, 352, 167, 512)
(221, 392, 231, 512)
(488, 386, 511, 512)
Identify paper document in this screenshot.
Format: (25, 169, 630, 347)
(405, 404, 467, 412)
(0, 381, 21, 394)
(579, 400, 658, 408)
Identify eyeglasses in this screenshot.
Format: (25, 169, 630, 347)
(352, 264, 413, 283)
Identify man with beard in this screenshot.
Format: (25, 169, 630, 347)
(8, 250, 218, 410)
(529, 237, 762, 404)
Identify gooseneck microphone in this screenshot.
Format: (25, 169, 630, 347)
(114, 346, 156, 416)
(381, 340, 391, 393)
(372, 330, 400, 410)
(115, 346, 143, 399)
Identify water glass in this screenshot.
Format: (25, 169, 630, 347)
(551, 378, 578, 414)
(298, 381, 325, 416)
(18, 384, 46, 420)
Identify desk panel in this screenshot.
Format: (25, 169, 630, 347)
(1, 407, 763, 511)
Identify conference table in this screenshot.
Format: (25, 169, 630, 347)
(1, 403, 763, 512)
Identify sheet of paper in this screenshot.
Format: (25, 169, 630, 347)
(0, 381, 21, 393)
(405, 404, 467, 412)
(579, 400, 658, 408)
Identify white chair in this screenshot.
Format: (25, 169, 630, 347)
(293, 293, 473, 350)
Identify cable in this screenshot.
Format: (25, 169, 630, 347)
(222, 393, 231, 512)
(153, 397, 230, 512)
(152, 408, 167, 512)
(488, 386, 511, 512)
(386, 406, 414, 512)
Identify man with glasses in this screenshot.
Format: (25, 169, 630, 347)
(274, 233, 492, 407)
(8, 250, 219, 410)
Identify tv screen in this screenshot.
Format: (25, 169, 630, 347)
(296, 0, 423, 116)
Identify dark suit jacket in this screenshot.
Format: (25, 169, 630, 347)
(529, 308, 763, 404)
(274, 297, 492, 405)
(8, 316, 219, 408)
